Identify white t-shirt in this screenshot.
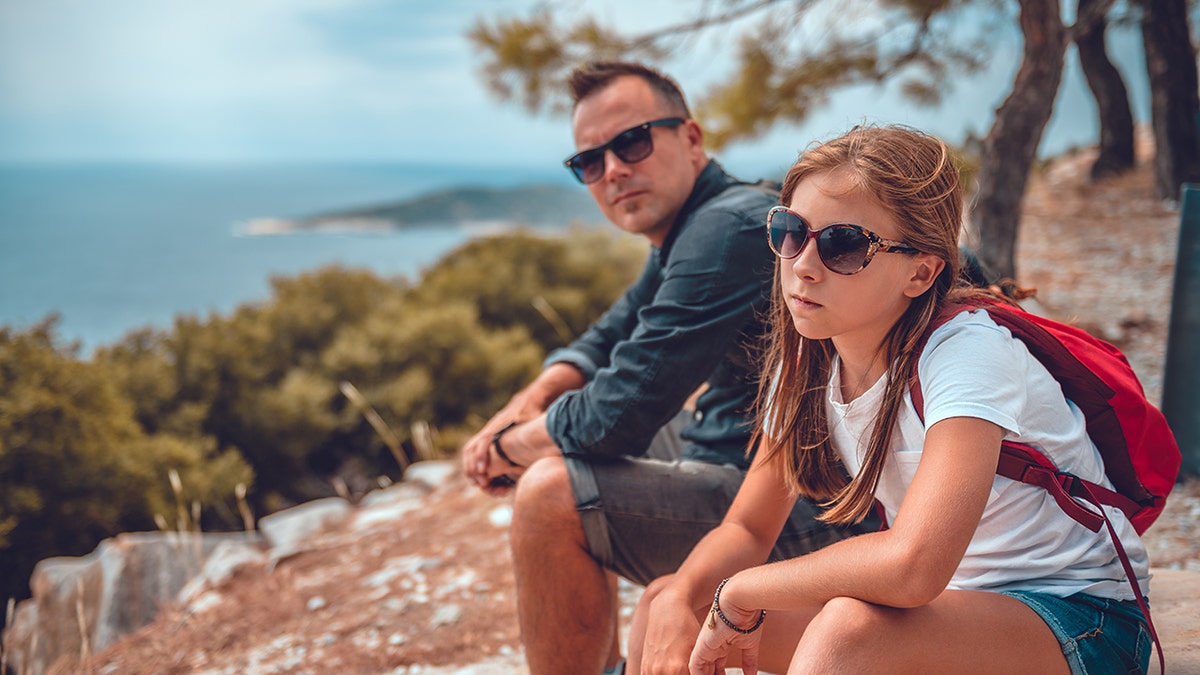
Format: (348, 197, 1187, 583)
(824, 309, 1149, 600)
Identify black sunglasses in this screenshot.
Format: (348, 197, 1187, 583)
(564, 117, 686, 184)
(766, 206, 920, 275)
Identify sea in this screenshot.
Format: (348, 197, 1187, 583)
(0, 162, 579, 356)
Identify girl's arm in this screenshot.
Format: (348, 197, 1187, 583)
(638, 437, 799, 671)
(717, 415, 1004, 616)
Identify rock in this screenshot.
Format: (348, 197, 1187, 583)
(360, 480, 429, 509)
(177, 539, 268, 604)
(402, 460, 458, 491)
(1, 531, 261, 675)
(354, 484, 426, 531)
(487, 504, 513, 528)
(429, 604, 462, 628)
(258, 496, 351, 563)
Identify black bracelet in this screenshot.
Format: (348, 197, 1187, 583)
(491, 420, 524, 468)
(705, 577, 766, 634)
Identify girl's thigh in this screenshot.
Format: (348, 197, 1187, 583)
(1001, 591, 1151, 675)
(751, 590, 1070, 675)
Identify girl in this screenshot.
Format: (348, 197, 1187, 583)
(628, 125, 1151, 675)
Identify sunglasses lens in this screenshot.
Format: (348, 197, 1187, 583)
(817, 225, 871, 274)
(610, 126, 655, 165)
(569, 149, 606, 184)
(768, 209, 806, 258)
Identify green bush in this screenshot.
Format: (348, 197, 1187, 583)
(1, 229, 644, 606)
(0, 319, 252, 607)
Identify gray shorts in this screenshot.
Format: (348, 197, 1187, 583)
(563, 412, 871, 586)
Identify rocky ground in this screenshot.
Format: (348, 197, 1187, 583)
(50, 136, 1200, 673)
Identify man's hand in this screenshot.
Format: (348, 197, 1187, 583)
(461, 409, 526, 496)
(461, 363, 585, 496)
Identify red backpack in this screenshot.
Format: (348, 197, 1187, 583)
(910, 298, 1181, 672)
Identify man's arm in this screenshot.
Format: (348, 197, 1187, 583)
(461, 362, 585, 493)
(543, 253, 658, 379)
(547, 199, 774, 459)
(462, 255, 659, 493)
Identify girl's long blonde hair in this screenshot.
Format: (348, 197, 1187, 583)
(754, 125, 992, 525)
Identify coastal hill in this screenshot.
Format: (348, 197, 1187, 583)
(239, 183, 606, 236)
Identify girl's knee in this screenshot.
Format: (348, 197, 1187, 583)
(790, 597, 892, 673)
(638, 575, 675, 610)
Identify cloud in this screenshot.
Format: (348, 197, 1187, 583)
(0, 0, 1155, 164)
(0, 0, 519, 160)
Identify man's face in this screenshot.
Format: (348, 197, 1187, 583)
(570, 76, 707, 246)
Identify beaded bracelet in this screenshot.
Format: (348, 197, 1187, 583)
(705, 577, 766, 634)
(491, 420, 525, 468)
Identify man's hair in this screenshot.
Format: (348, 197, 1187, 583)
(567, 60, 691, 118)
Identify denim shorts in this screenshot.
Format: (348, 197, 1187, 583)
(562, 412, 871, 586)
(1002, 590, 1151, 674)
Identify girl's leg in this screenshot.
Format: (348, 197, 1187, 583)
(786, 590, 1069, 675)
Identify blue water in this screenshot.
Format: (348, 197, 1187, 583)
(0, 163, 575, 355)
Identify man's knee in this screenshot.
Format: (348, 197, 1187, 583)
(511, 457, 580, 537)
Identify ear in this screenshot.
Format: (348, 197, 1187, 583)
(683, 119, 706, 164)
(902, 253, 945, 298)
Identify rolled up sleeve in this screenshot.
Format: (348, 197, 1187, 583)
(546, 199, 774, 459)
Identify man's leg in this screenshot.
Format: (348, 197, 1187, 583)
(511, 413, 688, 675)
(606, 571, 622, 671)
(510, 456, 614, 674)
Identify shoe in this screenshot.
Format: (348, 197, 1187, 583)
(602, 658, 626, 675)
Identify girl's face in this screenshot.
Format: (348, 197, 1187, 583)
(780, 168, 940, 355)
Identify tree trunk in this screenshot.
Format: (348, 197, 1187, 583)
(1140, 0, 1200, 201)
(1075, 0, 1135, 180)
(972, 0, 1067, 282)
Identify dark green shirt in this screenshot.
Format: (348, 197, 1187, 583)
(544, 161, 777, 468)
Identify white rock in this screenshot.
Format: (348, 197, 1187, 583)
(258, 497, 352, 561)
(487, 505, 513, 528)
(178, 540, 267, 603)
(353, 497, 422, 531)
(403, 460, 457, 490)
(430, 604, 463, 627)
(362, 555, 437, 590)
(361, 481, 428, 508)
(435, 569, 477, 599)
(188, 590, 224, 615)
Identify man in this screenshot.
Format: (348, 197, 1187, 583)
(460, 61, 867, 674)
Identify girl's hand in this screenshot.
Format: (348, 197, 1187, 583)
(688, 606, 762, 675)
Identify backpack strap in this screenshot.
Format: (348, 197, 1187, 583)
(912, 384, 1142, 525)
(1072, 479, 1166, 675)
(909, 310, 1165, 673)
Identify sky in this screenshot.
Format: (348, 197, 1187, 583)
(0, 0, 1153, 177)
